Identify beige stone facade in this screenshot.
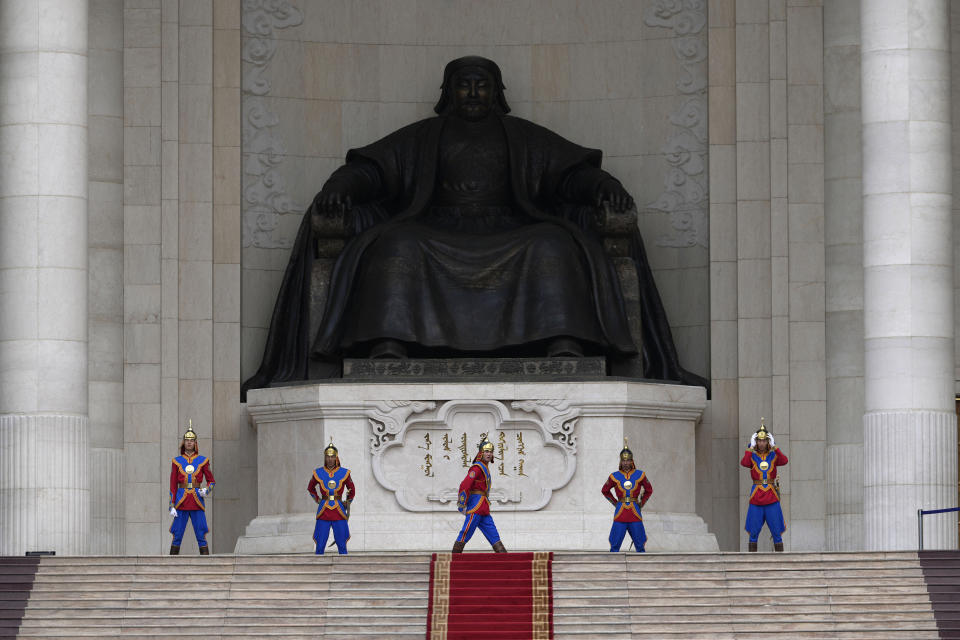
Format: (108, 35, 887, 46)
(0, 0, 956, 555)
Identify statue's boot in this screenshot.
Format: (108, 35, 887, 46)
(452, 541, 466, 554)
(169, 545, 180, 555)
(773, 542, 784, 552)
(492, 541, 507, 553)
(748, 542, 757, 552)
(547, 337, 583, 358)
(369, 339, 407, 359)
(199, 546, 210, 555)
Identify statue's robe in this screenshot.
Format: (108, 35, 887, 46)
(242, 114, 708, 398)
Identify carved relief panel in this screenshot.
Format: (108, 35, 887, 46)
(368, 399, 579, 512)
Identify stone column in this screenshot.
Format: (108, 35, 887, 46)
(0, 0, 90, 555)
(824, 0, 864, 552)
(88, 0, 125, 555)
(861, 0, 957, 550)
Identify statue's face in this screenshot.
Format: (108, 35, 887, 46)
(451, 67, 495, 121)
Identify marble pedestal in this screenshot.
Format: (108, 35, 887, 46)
(237, 380, 717, 553)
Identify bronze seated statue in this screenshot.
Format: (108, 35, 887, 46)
(242, 56, 706, 398)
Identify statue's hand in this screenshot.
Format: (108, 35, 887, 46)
(595, 179, 634, 213)
(313, 187, 353, 215)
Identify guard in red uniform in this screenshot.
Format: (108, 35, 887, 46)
(168, 422, 215, 555)
(741, 420, 788, 552)
(307, 441, 355, 554)
(601, 438, 652, 552)
(452, 439, 507, 553)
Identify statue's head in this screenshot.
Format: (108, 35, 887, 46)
(434, 56, 511, 120)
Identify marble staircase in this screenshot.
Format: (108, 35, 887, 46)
(552, 551, 948, 639)
(2, 551, 957, 638)
(1, 554, 430, 639)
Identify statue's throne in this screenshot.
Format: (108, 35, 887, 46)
(307, 207, 644, 377)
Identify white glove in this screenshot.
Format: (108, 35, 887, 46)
(169, 507, 177, 517)
(198, 487, 208, 497)
(749, 432, 776, 448)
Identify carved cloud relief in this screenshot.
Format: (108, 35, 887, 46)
(241, 0, 303, 249)
(644, 0, 709, 249)
(368, 399, 580, 512)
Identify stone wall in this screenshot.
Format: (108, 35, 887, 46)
(823, 0, 863, 552)
(705, 0, 828, 551)
(89, 0, 126, 554)
(117, 0, 254, 555)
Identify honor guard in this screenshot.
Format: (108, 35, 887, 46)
(168, 421, 215, 555)
(601, 438, 652, 552)
(307, 441, 355, 554)
(453, 438, 507, 553)
(741, 419, 789, 552)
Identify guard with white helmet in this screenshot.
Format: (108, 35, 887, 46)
(741, 418, 789, 552)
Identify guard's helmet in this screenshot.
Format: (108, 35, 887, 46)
(180, 420, 199, 454)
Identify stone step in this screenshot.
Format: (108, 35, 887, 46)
(25, 580, 428, 592)
(561, 561, 926, 572)
(555, 631, 940, 640)
(555, 551, 919, 560)
(611, 612, 936, 623)
(552, 586, 931, 601)
(17, 608, 427, 621)
(14, 598, 427, 611)
(553, 564, 925, 575)
(553, 565, 926, 576)
(554, 594, 932, 606)
(26, 564, 425, 574)
(559, 620, 943, 634)
(13, 629, 425, 639)
(552, 604, 935, 618)
(552, 576, 927, 589)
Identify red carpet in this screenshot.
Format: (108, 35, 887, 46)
(427, 552, 553, 640)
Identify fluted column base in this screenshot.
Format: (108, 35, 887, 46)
(0, 414, 89, 555)
(826, 443, 864, 551)
(864, 410, 958, 550)
(89, 447, 124, 555)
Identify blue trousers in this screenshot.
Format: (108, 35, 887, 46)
(314, 519, 349, 555)
(170, 509, 208, 547)
(457, 512, 501, 545)
(609, 520, 646, 552)
(745, 502, 785, 543)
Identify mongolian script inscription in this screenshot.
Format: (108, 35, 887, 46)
(367, 399, 579, 512)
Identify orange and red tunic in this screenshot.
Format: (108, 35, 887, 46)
(308, 466, 355, 521)
(169, 454, 214, 511)
(741, 447, 788, 505)
(457, 461, 492, 515)
(601, 468, 652, 523)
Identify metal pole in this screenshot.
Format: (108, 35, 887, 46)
(917, 509, 923, 551)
